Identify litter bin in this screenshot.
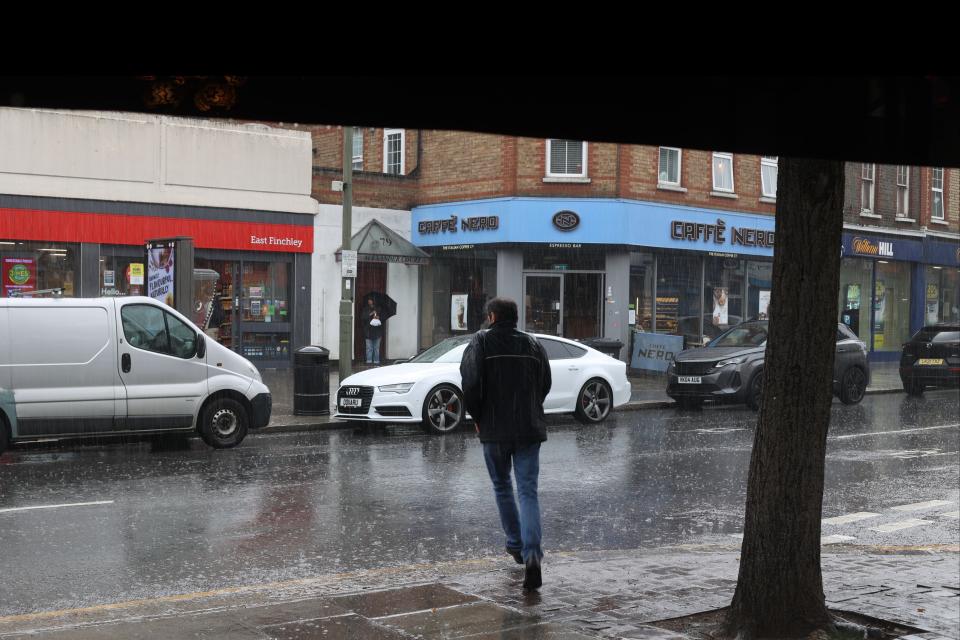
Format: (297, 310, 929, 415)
(294, 346, 330, 416)
(578, 337, 624, 359)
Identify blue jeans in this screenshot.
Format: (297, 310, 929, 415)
(483, 441, 543, 564)
(365, 337, 381, 364)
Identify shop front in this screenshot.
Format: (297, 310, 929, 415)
(0, 196, 314, 368)
(411, 198, 776, 362)
(840, 230, 960, 360)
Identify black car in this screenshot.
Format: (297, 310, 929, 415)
(666, 320, 871, 410)
(900, 324, 960, 395)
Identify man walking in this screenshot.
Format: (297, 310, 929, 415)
(460, 297, 552, 590)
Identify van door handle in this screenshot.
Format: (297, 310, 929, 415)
(122, 353, 131, 373)
(568, 366, 580, 372)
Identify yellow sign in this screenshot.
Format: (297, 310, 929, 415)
(129, 263, 145, 285)
(874, 334, 884, 348)
(926, 284, 939, 300)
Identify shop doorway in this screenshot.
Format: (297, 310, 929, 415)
(523, 272, 604, 339)
(354, 262, 388, 362)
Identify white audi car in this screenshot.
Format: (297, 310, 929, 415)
(334, 333, 631, 434)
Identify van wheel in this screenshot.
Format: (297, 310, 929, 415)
(199, 398, 249, 448)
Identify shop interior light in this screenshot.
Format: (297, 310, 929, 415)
(932, 266, 943, 270)
(878, 260, 889, 264)
(39, 248, 65, 252)
(0, 241, 15, 245)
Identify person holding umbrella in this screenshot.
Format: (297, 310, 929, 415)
(361, 292, 397, 366)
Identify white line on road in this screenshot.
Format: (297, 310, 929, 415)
(890, 500, 955, 512)
(831, 423, 960, 440)
(822, 512, 881, 525)
(0, 500, 114, 514)
(821, 535, 857, 545)
(869, 519, 933, 533)
(941, 511, 960, 519)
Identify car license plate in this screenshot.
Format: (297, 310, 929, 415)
(678, 376, 702, 384)
(918, 358, 945, 366)
(340, 398, 362, 407)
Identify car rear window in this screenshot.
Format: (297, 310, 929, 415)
(912, 328, 960, 343)
(932, 331, 960, 343)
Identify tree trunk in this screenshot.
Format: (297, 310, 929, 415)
(727, 158, 845, 638)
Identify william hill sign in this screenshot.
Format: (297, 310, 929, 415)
(852, 237, 894, 257)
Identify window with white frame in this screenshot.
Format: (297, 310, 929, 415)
(352, 127, 363, 171)
(546, 139, 587, 178)
(932, 167, 944, 219)
(712, 152, 734, 192)
(383, 129, 404, 175)
(760, 156, 778, 198)
(861, 163, 875, 214)
(658, 147, 681, 186)
(896, 165, 910, 217)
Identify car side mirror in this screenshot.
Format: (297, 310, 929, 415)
(196, 334, 206, 358)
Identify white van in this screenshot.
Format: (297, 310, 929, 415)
(0, 296, 271, 453)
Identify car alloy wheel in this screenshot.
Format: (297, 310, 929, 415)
(840, 367, 866, 405)
(576, 379, 612, 423)
(424, 386, 463, 434)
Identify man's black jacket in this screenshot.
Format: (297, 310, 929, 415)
(459, 321, 552, 443)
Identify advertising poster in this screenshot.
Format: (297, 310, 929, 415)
(873, 280, 886, 333)
(758, 290, 771, 320)
(147, 245, 176, 307)
(711, 287, 729, 326)
(3, 257, 36, 297)
(451, 294, 468, 331)
(631, 332, 684, 373)
(128, 263, 145, 285)
(103, 270, 115, 287)
(926, 283, 940, 324)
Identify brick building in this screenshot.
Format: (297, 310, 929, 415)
(301, 124, 958, 364)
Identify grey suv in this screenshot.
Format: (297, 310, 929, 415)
(666, 320, 870, 410)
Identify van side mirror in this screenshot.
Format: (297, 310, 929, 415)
(196, 334, 206, 358)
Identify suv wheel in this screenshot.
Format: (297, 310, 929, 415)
(746, 371, 763, 411)
(839, 367, 867, 404)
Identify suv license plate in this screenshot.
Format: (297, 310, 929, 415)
(918, 358, 945, 365)
(340, 398, 362, 407)
(678, 376, 702, 384)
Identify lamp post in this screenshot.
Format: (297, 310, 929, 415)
(339, 127, 354, 382)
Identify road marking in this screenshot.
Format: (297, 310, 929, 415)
(941, 511, 960, 519)
(0, 500, 114, 514)
(831, 423, 959, 440)
(821, 535, 856, 545)
(822, 512, 880, 525)
(869, 519, 933, 533)
(890, 500, 954, 512)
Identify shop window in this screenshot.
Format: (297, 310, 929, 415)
(703, 257, 745, 340)
(712, 152, 734, 192)
(0, 240, 77, 297)
(240, 262, 290, 324)
(655, 253, 703, 345)
(861, 163, 875, 214)
(761, 157, 778, 198)
(932, 167, 945, 220)
(352, 127, 363, 171)
(383, 129, 404, 175)
(925, 266, 960, 324)
(546, 139, 587, 178)
(745, 261, 773, 320)
(838, 258, 873, 344)
(873, 260, 911, 351)
(420, 252, 497, 350)
(658, 147, 681, 186)
(896, 165, 910, 217)
(99, 246, 147, 297)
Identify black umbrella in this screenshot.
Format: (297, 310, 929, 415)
(362, 291, 397, 320)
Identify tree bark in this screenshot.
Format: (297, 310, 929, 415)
(727, 158, 845, 638)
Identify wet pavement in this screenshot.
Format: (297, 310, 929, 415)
(0, 390, 956, 628)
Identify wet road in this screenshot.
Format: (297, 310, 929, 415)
(0, 391, 957, 616)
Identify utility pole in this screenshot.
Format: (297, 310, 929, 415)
(339, 127, 354, 381)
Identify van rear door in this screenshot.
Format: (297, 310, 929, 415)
(116, 301, 208, 430)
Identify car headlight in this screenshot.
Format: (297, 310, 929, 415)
(378, 382, 415, 394)
(715, 356, 747, 368)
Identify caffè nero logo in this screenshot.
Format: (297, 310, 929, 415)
(852, 237, 894, 257)
(552, 210, 580, 231)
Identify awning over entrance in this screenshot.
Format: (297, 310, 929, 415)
(335, 219, 430, 265)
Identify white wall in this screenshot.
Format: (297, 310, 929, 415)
(312, 205, 418, 360)
(0, 108, 317, 214)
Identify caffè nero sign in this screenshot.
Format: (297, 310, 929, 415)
(670, 218, 775, 249)
(418, 215, 500, 235)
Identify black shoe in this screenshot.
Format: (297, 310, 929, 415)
(523, 557, 542, 591)
(506, 548, 523, 565)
